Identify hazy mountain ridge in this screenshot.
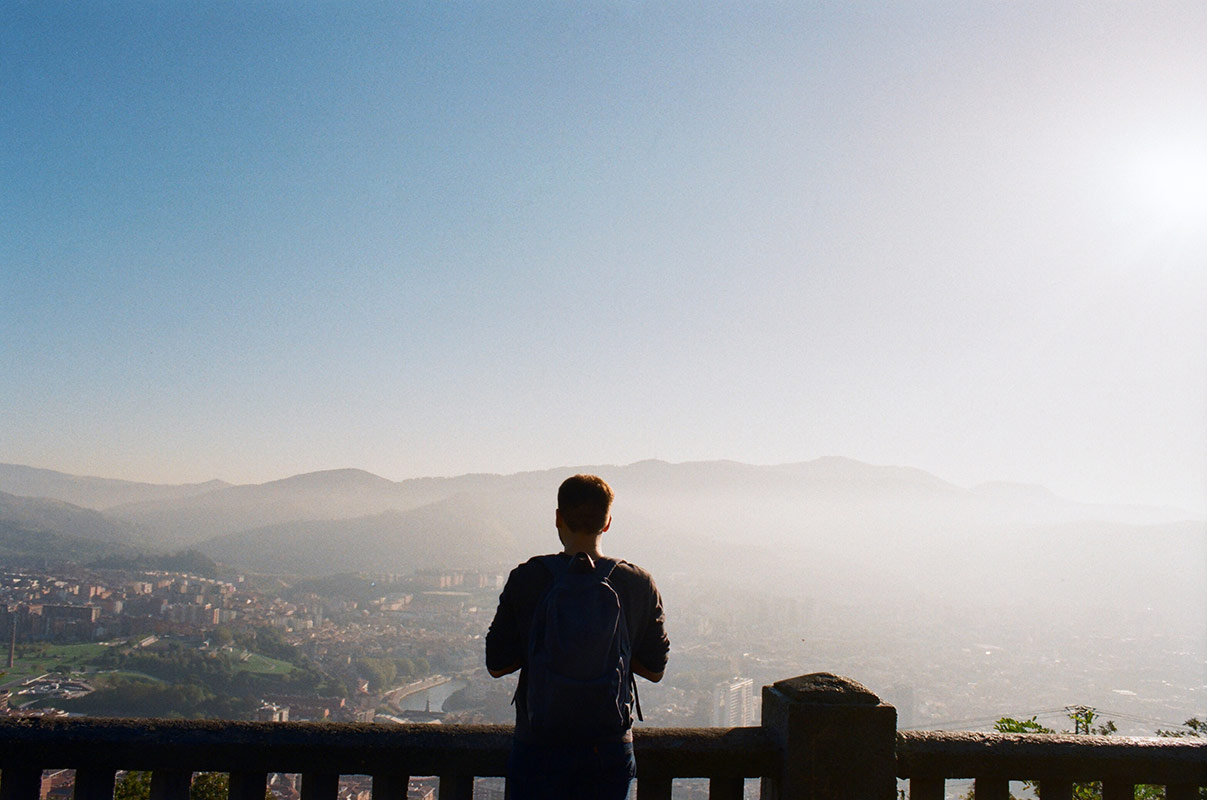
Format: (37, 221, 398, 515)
(0, 459, 1201, 631)
(2, 459, 1198, 555)
(0, 490, 139, 545)
(0, 518, 137, 564)
(100, 468, 433, 548)
(199, 494, 519, 575)
(0, 463, 230, 510)
(0, 491, 144, 565)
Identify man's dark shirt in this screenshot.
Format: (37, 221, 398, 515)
(485, 552, 670, 741)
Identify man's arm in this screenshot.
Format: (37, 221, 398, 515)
(633, 659, 663, 683)
(488, 661, 521, 678)
(485, 568, 524, 678)
(632, 574, 669, 683)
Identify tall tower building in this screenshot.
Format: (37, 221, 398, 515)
(710, 677, 755, 727)
(3, 607, 14, 669)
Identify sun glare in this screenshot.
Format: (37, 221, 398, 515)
(1128, 144, 1207, 227)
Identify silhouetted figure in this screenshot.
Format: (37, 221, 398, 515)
(486, 474, 669, 800)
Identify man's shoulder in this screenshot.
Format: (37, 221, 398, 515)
(503, 554, 561, 590)
(507, 554, 657, 589)
(607, 559, 660, 598)
(515, 553, 562, 572)
(609, 558, 655, 583)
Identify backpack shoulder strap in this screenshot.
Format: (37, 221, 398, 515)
(597, 558, 644, 721)
(513, 555, 567, 709)
(594, 557, 620, 581)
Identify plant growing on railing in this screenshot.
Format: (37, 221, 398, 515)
(1152, 720, 1207, 800)
(1064, 707, 1117, 737)
(957, 715, 1068, 800)
(1157, 719, 1206, 739)
(962, 711, 1205, 800)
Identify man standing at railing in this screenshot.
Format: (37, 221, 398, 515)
(486, 474, 670, 800)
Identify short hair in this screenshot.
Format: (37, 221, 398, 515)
(557, 474, 614, 535)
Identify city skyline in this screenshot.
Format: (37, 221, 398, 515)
(4, 3, 1205, 513)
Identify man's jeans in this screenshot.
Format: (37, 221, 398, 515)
(507, 739, 636, 800)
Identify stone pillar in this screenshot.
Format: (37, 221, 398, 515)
(760, 673, 897, 800)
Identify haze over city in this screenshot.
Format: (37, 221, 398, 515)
(2, 456, 1205, 735)
(3, 3, 1205, 517)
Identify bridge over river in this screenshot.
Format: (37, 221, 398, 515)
(383, 675, 467, 714)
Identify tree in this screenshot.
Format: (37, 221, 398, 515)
(1064, 706, 1117, 736)
(190, 772, 228, 800)
(111, 771, 268, 800)
(993, 716, 1054, 734)
(211, 625, 235, 648)
(248, 625, 298, 663)
(114, 772, 151, 800)
(189, 772, 271, 800)
(355, 657, 397, 692)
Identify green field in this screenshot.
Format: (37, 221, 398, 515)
(230, 650, 295, 675)
(0, 643, 294, 688)
(0, 642, 112, 687)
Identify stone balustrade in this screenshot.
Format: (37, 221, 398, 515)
(0, 673, 1202, 800)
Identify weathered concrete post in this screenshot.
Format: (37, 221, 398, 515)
(760, 673, 897, 800)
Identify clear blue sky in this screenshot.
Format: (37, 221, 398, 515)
(3, 2, 1205, 513)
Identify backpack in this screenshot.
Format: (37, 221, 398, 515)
(523, 552, 642, 740)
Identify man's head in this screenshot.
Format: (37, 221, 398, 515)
(556, 474, 614, 536)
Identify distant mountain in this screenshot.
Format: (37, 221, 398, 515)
(0, 491, 141, 546)
(2, 458, 1197, 553)
(0, 463, 229, 510)
(199, 494, 519, 575)
(106, 468, 436, 549)
(1, 460, 1200, 612)
(0, 519, 136, 565)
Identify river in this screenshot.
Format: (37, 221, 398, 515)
(397, 678, 468, 712)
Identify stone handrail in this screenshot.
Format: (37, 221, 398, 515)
(897, 730, 1207, 800)
(0, 718, 774, 800)
(0, 673, 1203, 800)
